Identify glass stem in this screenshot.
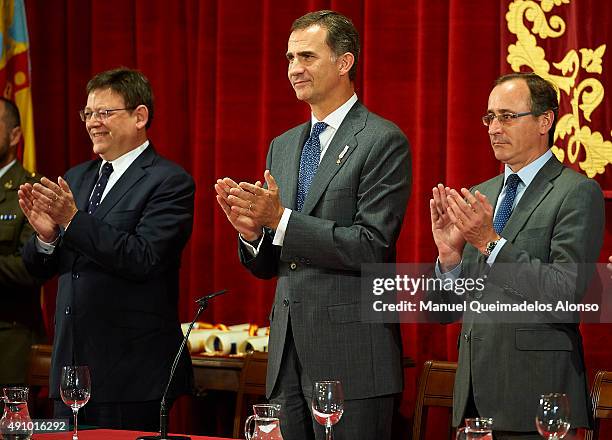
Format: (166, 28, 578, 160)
(73, 408, 79, 440)
(325, 424, 333, 440)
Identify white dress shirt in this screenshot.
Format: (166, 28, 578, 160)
(242, 94, 359, 254)
(436, 148, 554, 279)
(37, 141, 150, 253)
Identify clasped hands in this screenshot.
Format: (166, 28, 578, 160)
(18, 177, 78, 243)
(430, 184, 500, 270)
(214, 170, 284, 242)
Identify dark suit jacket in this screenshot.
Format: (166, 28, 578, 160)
(451, 156, 604, 431)
(240, 101, 412, 399)
(23, 145, 194, 402)
(0, 162, 44, 383)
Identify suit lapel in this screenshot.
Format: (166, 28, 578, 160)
(76, 163, 101, 210)
(301, 101, 365, 214)
(92, 146, 156, 219)
(502, 156, 563, 242)
(281, 123, 310, 209)
(478, 174, 504, 210)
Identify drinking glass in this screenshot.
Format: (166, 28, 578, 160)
(0, 387, 33, 439)
(244, 403, 283, 439)
(60, 366, 91, 440)
(535, 393, 571, 439)
(311, 381, 344, 440)
(465, 417, 494, 439)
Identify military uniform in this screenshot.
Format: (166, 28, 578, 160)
(0, 161, 44, 385)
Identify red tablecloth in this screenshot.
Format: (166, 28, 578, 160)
(33, 429, 232, 440)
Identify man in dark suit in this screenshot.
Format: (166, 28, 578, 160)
(0, 97, 44, 386)
(18, 68, 194, 430)
(215, 11, 411, 440)
(430, 73, 604, 439)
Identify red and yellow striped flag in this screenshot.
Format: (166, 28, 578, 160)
(1, 0, 35, 172)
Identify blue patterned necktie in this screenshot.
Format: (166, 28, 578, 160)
(87, 162, 114, 215)
(493, 173, 522, 234)
(296, 122, 328, 212)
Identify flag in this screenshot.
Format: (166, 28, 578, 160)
(1, 0, 35, 172)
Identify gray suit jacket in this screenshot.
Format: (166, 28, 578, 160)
(451, 156, 604, 431)
(240, 101, 411, 399)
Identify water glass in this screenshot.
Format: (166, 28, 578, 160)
(536, 393, 571, 439)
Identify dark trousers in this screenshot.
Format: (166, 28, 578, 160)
(270, 318, 395, 440)
(465, 386, 577, 440)
(53, 398, 161, 432)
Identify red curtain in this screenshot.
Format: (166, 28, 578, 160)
(24, 0, 612, 435)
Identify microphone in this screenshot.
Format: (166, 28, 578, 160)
(137, 289, 228, 440)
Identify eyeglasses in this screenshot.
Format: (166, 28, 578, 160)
(481, 111, 534, 126)
(79, 108, 134, 122)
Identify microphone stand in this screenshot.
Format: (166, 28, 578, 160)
(137, 289, 228, 440)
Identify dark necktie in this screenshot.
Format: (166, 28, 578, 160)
(296, 122, 327, 212)
(493, 173, 521, 234)
(87, 162, 114, 215)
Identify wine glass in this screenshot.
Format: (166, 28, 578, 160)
(60, 366, 91, 440)
(536, 393, 571, 439)
(311, 380, 344, 440)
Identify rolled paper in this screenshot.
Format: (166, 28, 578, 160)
(256, 327, 270, 336)
(205, 330, 250, 355)
(237, 335, 269, 355)
(181, 321, 214, 335)
(228, 323, 251, 331)
(187, 329, 218, 353)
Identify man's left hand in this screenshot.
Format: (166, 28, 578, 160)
(228, 170, 284, 230)
(31, 177, 79, 229)
(446, 188, 499, 253)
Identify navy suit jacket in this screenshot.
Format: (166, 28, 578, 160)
(23, 145, 194, 402)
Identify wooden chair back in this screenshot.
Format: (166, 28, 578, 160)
(412, 360, 457, 440)
(26, 344, 52, 387)
(586, 369, 612, 440)
(232, 351, 268, 438)
(26, 344, 53, 417)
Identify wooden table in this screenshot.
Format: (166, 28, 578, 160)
(191, 354, 245, 395)
(191, 353, 414, 395)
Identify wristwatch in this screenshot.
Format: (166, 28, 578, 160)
(483, 239, 499, 256)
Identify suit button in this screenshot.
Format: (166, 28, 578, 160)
(65, 306, 72, 315)
(289, 262, 297, 270)
(464, 333, 470, 341)
(282, 298, 289, 307)
(72, 272, 80, 279)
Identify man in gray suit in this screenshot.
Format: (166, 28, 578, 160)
(215, 10, 411, 440)
(430, 73, 604, 439)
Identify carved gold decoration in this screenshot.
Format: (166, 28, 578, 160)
(506, 0, 611, 178)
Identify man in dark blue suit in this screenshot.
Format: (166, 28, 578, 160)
(18, 68, 194, 431)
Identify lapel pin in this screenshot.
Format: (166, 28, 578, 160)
(4, 180, 13, 189)
(336, 145, 350, 164)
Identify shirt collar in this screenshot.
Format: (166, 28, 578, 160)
(504, 149, 553, 188)
(310, 93, 358, 131)
(0, 159, 17, 180)
(100, 140, 149, 175)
